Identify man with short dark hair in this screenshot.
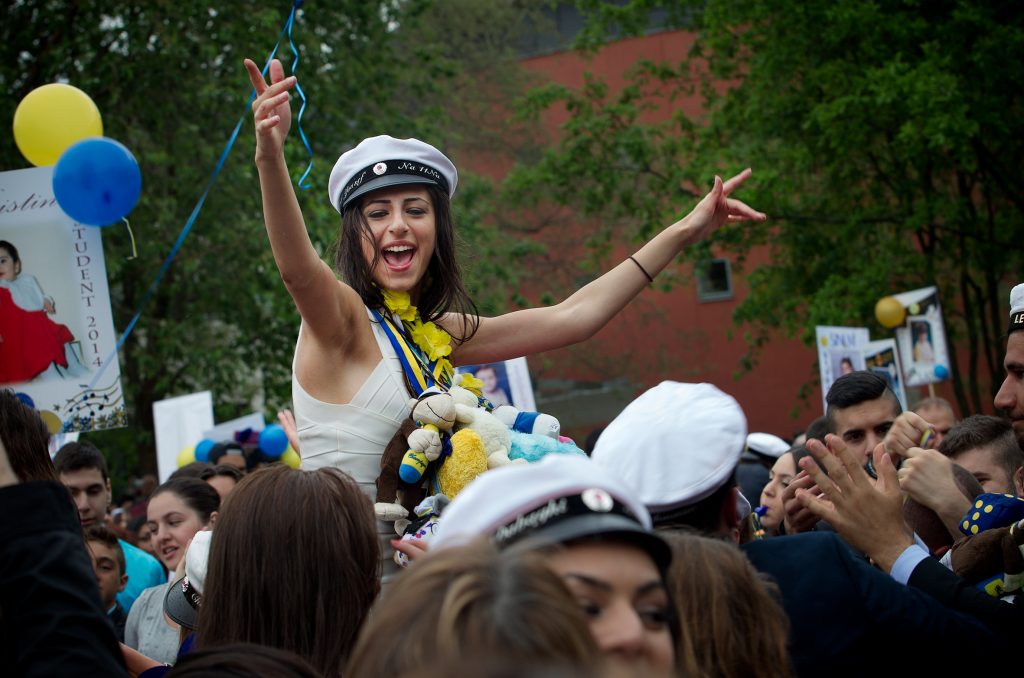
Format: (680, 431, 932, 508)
(85, 525, 129, 641)
(940, 415, 1024, 496)
(53, 442, 164, 612)
(782, 372, 903, 533)
(824, 371, 902, 463)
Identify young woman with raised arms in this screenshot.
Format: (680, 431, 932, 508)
(243, 58, 765, 571)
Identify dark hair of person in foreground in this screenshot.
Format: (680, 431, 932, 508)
(1, 389, 58, 483)
(345, 540, 601, 677)
(666, 532, 793, 678)
(167, 643, 322, 677)
(197, 465, 380, 676)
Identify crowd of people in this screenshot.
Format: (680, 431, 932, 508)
(2, 59, 1022, 676)
(3, 305, 1024, 676)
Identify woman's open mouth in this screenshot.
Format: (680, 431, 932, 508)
(382, 244, 416, 271)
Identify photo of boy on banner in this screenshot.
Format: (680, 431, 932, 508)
(893, 286, 950, 387)
(0, 166, 125, 432)
(816, 325, 870, 412)
(863, 339, 908, 411)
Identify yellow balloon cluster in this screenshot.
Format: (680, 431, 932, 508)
(874, 296, 906, 329)
(13, 84, 103, 166)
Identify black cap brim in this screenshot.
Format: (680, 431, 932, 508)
(341, 174, 441, 212)
(164, 576, 199, 630)
(516, 512, 672, 572)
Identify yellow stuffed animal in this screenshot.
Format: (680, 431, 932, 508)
(436, 428, 489, 499)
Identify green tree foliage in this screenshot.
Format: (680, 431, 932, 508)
(0, 0, 538, 481)
(507, 0, 1024, 414)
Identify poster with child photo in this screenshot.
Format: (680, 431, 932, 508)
(0, 166, 125, 432)
(456, 357, 536, 412)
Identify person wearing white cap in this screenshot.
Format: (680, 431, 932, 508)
(590, 380, 1003, 676)
(432, 455, 676, 677)
(737, 431, 790, 513)
(996, 282, 1024, 446)
(240, 58, 765, 570)
(163, 529, 212, 634)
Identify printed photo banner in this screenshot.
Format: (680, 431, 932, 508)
(816, 325, 871, 413)
(0, 166, 125, 432)
(863, 339, 908, 411)
(457, 356, 537, 412)
(892, 286, 950, 387)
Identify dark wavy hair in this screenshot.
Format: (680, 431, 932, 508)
(334, 184, 479, 343)
(197, 465, 380, 676)
(167, 643, 321, 677)
(665, 533, 793, 678)
(0, 389, 56, 483)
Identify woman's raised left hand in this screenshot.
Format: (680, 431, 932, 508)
(679, 168, 766, 245)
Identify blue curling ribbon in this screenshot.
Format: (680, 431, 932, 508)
(286, 2, 314, 189)
(75, 1, 310, 427)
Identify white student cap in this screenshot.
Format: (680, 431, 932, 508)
(746, 432, 790, 459)
(327, 135, 458, 214)
(591, 381, 747, 512)
(1010, 283, 1024, 334)
(432, 455, 670, 569)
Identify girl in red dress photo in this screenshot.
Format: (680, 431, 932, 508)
(0, 239, 88, 384)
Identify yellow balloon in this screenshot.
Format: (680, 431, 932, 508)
(281, 447, 301, 469)
(39, 410, 63, 435)
(177, 446, 196, 468)
(13, 83, 103, 166)
(875, 296, 906, 329)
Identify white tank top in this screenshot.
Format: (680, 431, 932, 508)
(291, 308, 412, 579)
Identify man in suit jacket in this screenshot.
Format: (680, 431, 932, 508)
(591, 381, 1013, 676)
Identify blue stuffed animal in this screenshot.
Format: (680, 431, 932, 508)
(507, 429, 586, 463)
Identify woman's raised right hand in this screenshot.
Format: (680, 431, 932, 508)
(244, 57, 296, 162)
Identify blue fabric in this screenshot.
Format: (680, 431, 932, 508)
(513, 410, 540, 433)
(116, 539, 165, 613)
(960, 492, 1024, 535)
(890, 544, 930, 585)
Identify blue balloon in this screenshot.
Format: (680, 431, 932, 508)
(933, 364, 950, 380)
(194, 439, 216, 463)
(52, 137, 141, 226)
(259, 424, 289, 458)
(14, 392, 35, 409)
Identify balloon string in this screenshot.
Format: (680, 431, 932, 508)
(79, 1, 306, 411)
(122, 218, 137, 259)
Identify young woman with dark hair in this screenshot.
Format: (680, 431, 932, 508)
(125, 478, 220, 665)
(345, 541, 600, 677)
(242, 57, 764, 574)
(197, 465, 379, 676)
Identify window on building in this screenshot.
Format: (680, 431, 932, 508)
(696, 258, 733, 302)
